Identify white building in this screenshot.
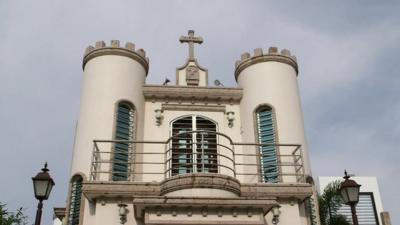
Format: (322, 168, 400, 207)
(55, 30, 320, 225)
(318, 176, 385, 225)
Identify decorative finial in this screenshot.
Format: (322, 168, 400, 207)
(42, 162, 49, 172)
(179, 30, 203, 61)
(343, 169, 350, 179)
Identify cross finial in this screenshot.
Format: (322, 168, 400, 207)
(179, 30, 203, 61)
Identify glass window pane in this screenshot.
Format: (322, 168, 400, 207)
(256, 107, 278, 183)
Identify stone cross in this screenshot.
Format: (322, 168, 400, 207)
(179, 30, 203, 60)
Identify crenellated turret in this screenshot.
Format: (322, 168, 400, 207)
(83, 40, 149, 71)
(70, 40, 149, 179)
(235, 46, 310, 179)
(235, 46, 312, 225)
(235, 47, 298, 80)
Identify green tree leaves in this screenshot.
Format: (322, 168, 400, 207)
(318, 180, 350, 225)
(0, 203, 27, 225)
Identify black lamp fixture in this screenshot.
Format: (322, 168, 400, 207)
(32, 162, 55, 225)
(339, 170, 361, 225)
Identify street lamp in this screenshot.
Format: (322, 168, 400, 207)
(339, 170, 361, 225)
(32, 163, 55, 225)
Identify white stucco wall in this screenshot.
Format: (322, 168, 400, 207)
(237, 61, 311, 182)
(70, 55, 147, 178)
(52, 218, 62, 225)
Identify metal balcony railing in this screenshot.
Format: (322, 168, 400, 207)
(89, 130, 306, 183)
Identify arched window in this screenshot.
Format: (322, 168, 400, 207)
(112, 102, 135, 181)
(256, 106, 278, 183)
(170, 115, 217, 176)
(68, 175, 83, 225)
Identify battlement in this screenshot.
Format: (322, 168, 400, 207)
(82, 40, 149, 74)
(234, 47, 298, 81)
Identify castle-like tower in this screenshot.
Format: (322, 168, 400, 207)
(56, 31, 319, 225)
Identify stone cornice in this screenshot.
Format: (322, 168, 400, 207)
(81, 179, 312, 202)
(143, 85, 243, 103)
(133, 196, 276, 207)
(82, 40, 149, 74)
(135, 196, 277, 224)
(234, 47, 298, 81)
(162, 103, 226, 112)
(240, 183, 313, 200)
(82, 181, 160, 200)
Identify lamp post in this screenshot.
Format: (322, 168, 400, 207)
(32, 163, 55, 225)
(339, 170, 361, 225)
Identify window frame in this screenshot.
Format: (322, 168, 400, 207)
(254, 104, 281, 183)
(169, 115, 219, 176)
(66, 174, 85, 225)
(110, 100, 136, 181)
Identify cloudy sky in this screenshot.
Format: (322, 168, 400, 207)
(1, 1, 399, 224)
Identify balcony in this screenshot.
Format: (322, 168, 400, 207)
(83, 130, 312, 203)
(89, 130, 306, 183)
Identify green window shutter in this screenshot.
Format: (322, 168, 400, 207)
(68, 177, 83, 225)
(256, 107, 278, 183)
(112, 103, 135, 181)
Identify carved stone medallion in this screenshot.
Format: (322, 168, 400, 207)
(186, 65, 199, 86)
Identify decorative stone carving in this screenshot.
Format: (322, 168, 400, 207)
(232, 208, 237, 217)
(140, 204, 271, 225)
(217, 207, 223, 217)
(177, 30, 209, 87)
(172, 207, 177, 217)
(201, 207, 208, 217)
(247, 208, 253, 217)
(156, 207, 162, 216)
(186, 65, 200, 86)
(187, 207, 193, 217)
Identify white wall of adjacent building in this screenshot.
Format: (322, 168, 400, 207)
(318, 176, 384, 224)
